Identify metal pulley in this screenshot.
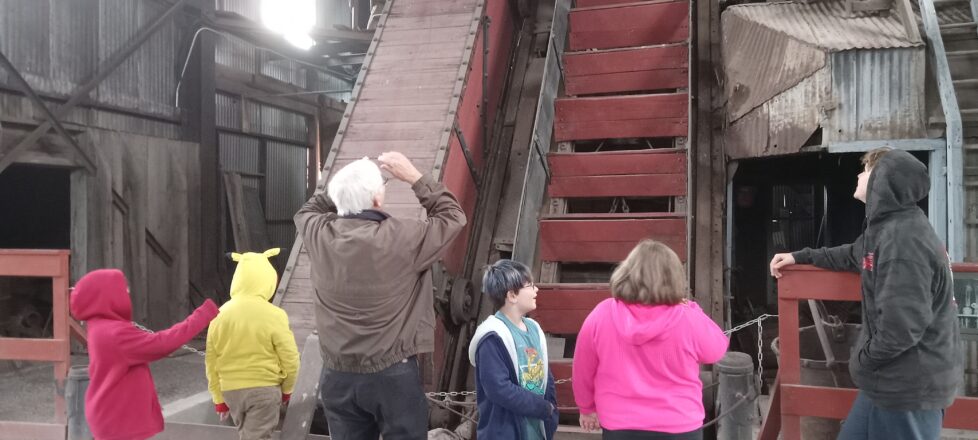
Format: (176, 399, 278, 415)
(449, 278, 475, 325)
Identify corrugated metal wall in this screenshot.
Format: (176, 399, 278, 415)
(0, 0, 183, 137)
(217, 92, 310, 251)
(827, 49, 926, 143)
(219, 132, 263, 175)
(265, 141, 307, 246)
(312, 70, 353, 102)
(0, 0, 181, 115)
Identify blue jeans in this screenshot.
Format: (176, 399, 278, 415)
(318, 356, 428, 440)
(838, 392, 943, 440)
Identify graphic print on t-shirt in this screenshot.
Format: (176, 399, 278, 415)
(521, 346, 545, 393)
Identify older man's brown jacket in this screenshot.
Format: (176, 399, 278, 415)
(294, 174, 466, 373)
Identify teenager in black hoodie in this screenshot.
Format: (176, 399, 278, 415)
(769, 148, 962, 440)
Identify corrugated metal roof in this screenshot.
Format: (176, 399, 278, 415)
(723, 9, 828, 121)
(725, 0, 922, 52)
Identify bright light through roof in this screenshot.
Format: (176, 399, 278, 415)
(260, 0, 316, 50)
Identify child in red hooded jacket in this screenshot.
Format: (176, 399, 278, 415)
(70, 269, 219, 440)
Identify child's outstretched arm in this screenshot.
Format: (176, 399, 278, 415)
(476, 336, 554, 419)
(273, 311, 300, 398)
(118, 299, 219, 365)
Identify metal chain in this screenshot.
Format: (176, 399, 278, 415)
(723, 313, 777, 336)
(757, 318, 764, 391)
(426, 390, 478, 398)
(722, 314, 777, 392)
(426, 377, 573, 400)
(131, 321, 206, 357)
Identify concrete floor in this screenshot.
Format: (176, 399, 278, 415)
(0, 344, 209, 424)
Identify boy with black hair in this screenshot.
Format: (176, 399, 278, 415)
(468, 259, 558, 440)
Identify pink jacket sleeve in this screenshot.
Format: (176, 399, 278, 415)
(572, 311, 599, 414)
(689, 303, 729, 364)
(118, 299, 219, 365)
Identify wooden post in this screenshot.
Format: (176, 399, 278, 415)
(183, 0, 220, 292)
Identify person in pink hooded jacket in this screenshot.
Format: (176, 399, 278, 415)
(572, 240, 728, 440)
(70, 269, 219, 440)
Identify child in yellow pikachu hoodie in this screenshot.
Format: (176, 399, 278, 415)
(206, 248, 300, 440)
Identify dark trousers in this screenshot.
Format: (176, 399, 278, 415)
(837, 392, 943, 440)
(602, 428, 702, 440)
(319, 356, 428, 440)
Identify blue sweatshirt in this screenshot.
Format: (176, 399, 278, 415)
(470, 317, 559, 439)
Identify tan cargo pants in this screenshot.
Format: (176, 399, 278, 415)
(223, 386, 282, 440)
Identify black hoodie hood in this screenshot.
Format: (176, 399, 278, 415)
(865, 149, 929, 223)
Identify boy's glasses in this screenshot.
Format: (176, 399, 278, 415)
(382, 176, 392, 186)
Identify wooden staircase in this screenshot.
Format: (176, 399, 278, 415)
(527, 0, 692, 412)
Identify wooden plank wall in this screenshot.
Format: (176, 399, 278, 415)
(79, 129, 200, 329)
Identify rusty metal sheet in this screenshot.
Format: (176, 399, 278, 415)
(766, 67, 830, 152)
(725, 0, 920, 52)
(722, 10, 827, 122)
(724, 68, 827, 159)
(723, 106, 768, 160)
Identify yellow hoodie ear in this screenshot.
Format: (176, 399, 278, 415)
(263, 248, 281, 258)
(231, 252, 244, 262)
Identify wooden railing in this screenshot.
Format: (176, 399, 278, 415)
(760, 264, 978, 439)
(0, 249, 75, 440)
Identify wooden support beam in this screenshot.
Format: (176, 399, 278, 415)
(215, 65, 345, 115)
(0, 50, 96, 172)
(183, 0, 220, 293)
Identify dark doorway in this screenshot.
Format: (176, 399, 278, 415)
(730, 151, 929, 317)
(0, 164, 71, 249)
(0, 164, 72, 344)
(728, 150, 930, 386)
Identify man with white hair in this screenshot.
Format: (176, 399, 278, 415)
(294, 151, 466, 440)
